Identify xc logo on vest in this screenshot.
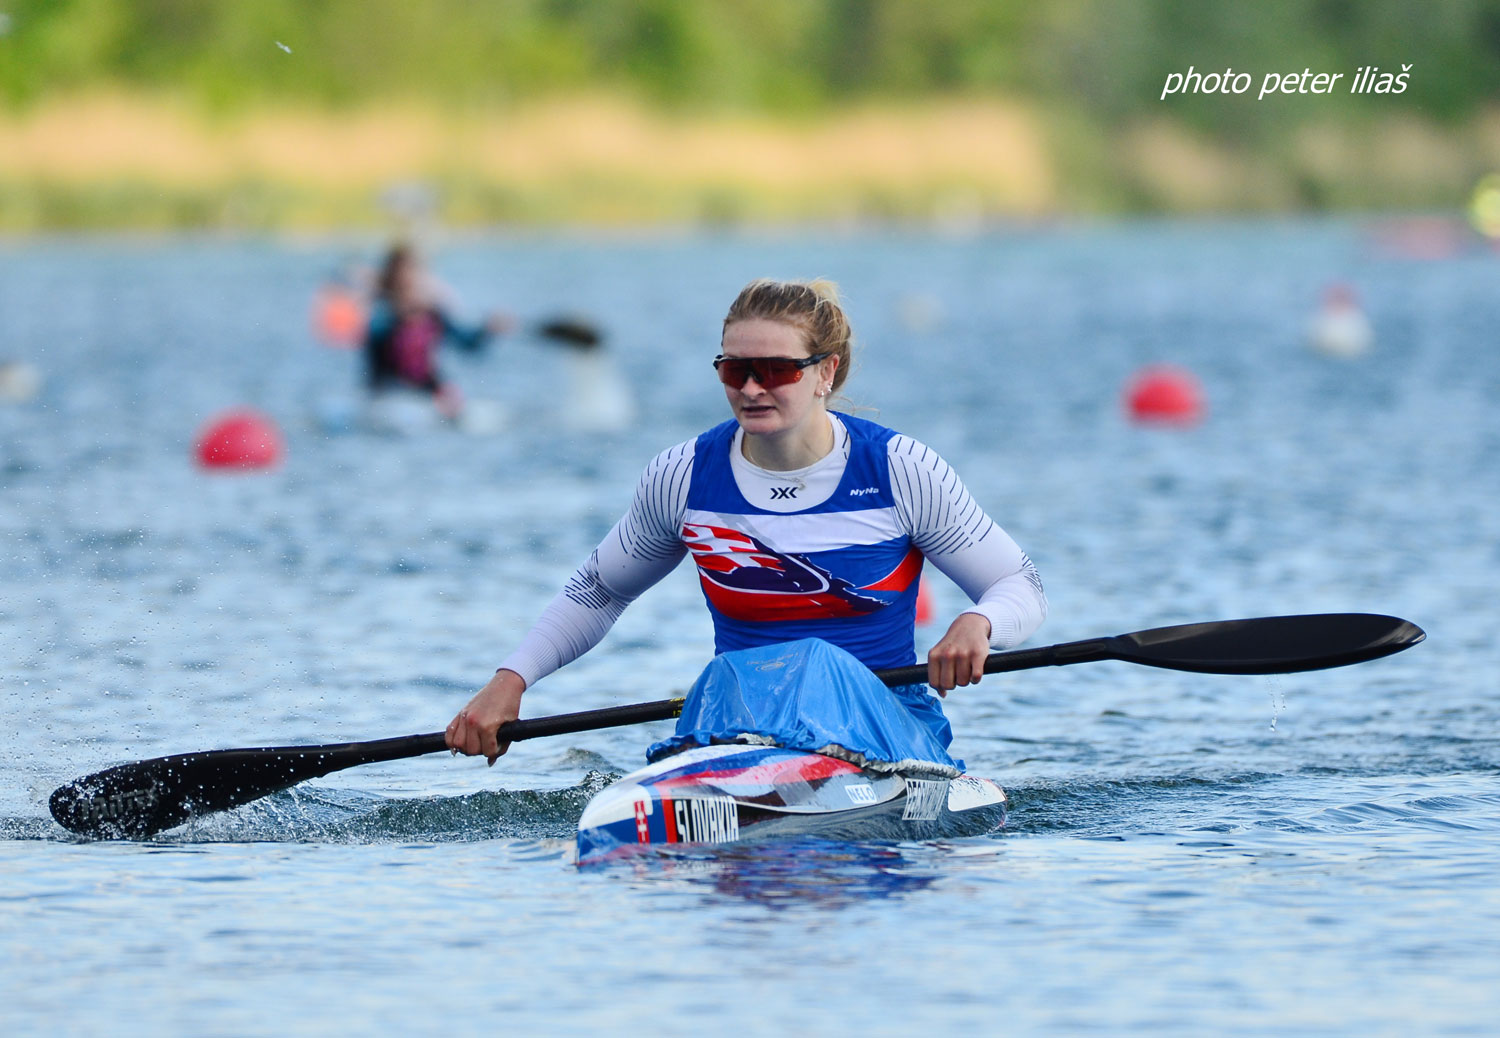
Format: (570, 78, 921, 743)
(769, 486, 799, 500)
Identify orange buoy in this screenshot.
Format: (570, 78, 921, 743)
(313, 286, 366, 348)
(915, 575, 935, 626)
(195, 409, 284, 470)
(1125, 365, 1205, 425)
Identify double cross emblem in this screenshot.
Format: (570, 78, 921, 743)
(770, 486, 799, 500)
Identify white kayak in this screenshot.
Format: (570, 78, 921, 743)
(313, 391, 507, 437)
(575, 743, 1007, 865)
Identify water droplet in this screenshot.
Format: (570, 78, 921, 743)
(1266, 676, 1287, 731)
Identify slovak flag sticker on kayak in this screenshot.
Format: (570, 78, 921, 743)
(682, 523, 918, 622)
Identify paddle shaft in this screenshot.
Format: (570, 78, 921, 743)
(874, 639, 1111, 688)
(237, 611, 1429, 767)
(50, 613, 1423, 838)
(472, 644, 1107, 746)
(254, 693, 688, 769)
(879, 613, 1426, 685)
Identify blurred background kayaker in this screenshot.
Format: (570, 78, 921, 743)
(365, 241, 513, 420)
(447, 277, 1047, 763)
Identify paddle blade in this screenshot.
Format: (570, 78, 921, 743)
(535, 316, 601, 348)
(1107, 613, 1426, 674)
(874, 612, 1427, 687)
(48, 700, 687, 840)
(49, 733, 446, 839)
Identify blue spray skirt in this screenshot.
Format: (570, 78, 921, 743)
(648, 638, 963, 777)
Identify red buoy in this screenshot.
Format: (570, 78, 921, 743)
(195, 409, 284, 470)
(1125, 365, 1205, 425)
(915, 575, 935, 626)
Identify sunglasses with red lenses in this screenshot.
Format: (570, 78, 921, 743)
(713, 352, 830, 390)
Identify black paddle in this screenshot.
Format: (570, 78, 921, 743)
(533, 315, 601, 348)
(48, 612, 1423, 839)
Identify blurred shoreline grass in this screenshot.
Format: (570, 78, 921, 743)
(2, 92, 1498, 231)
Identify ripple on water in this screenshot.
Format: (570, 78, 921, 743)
(3, 228, 1499, 1037)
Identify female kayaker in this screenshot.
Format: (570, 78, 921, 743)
(447, 278, 1046, 763)
(364, 242, 512, 418)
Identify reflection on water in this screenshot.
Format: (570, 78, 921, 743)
(611, 838, 948, 909)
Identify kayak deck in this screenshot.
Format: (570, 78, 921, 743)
(575, 743, 1006, 865)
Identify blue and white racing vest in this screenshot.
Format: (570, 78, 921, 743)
(683, 413, 924, 671)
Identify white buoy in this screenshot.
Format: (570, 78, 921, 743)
(894, 293, 943, 334)
(1308, 283, 1373, 359)
(0, 361, 41, 403)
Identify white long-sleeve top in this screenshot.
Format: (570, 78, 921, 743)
(501, 414, 1046, 687)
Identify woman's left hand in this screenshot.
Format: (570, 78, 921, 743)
(926, 612, 993, 696)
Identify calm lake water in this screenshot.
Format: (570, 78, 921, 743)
(2, 222, 1497, 1037)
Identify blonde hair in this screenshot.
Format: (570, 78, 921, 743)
(722, 278, 854, 394)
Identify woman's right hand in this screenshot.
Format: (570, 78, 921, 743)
(446, 669, 527, 765)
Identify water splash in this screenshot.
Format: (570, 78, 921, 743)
(172, 770, 623, 843)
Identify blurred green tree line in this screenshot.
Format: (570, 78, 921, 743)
(3, 0, 1497, 132)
